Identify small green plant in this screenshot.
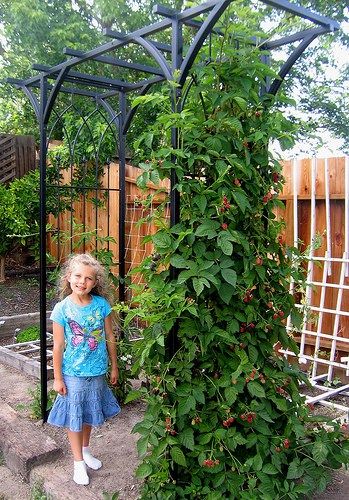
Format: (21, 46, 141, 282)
(324, 376, 342, 388)
(29, 384, 56, 420)
(16, 325, 40, 343)
(30, 481, 51, 500)
(0, 451, 5, 466)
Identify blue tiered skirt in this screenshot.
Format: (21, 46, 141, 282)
(47, 374, 121, 432)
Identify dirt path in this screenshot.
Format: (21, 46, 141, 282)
(0, 361, 143, 499)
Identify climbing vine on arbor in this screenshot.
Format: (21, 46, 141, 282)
(120, 46, 349, 499)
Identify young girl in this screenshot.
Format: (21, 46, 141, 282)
(48, 253, 120, 486)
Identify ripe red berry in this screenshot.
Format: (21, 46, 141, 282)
(273, 313, 279, 320)
(255, 256, 263, 265)
(272, 172, 280, 183)
(221, 223, 228, 230)
(283, 439, 290, 449)
(262, 195, 269, 204)
(278, 310, 285, 318)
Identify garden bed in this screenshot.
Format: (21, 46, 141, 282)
(0, 333, 54, 379)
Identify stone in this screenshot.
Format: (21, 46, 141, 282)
(0, 402, 61, 479)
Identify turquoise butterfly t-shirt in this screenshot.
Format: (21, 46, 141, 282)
(50, 294, 112, 377)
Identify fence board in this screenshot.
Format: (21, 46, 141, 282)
(0, 134, 36, 184)
(279, 157, 349, 366)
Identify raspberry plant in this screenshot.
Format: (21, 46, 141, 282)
(121, 47, 349, 499)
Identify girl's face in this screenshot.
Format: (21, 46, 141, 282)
(68, 263, 97, 298)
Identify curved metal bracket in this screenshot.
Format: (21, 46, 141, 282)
(43, 67, 70, 125)
(22, 86, 40, 121)
(133, 36, 172, 81)
(268, 33, 319, 96)
(97, 98, 121, 157)
(178, 0, 231, 87)
(123, 80, 160, 135)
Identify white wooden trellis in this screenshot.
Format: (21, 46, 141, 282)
(280, 156, 349, 415)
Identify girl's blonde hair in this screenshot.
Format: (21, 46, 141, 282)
(57, 253, 112, 302)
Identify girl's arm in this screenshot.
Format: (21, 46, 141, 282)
(52, 322, 67, 395)
(105, 313, 118, 385)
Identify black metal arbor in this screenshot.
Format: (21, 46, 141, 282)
(7, 0, 339, 419)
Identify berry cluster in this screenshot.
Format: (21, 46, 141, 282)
(245, 368, 257, 383)
(202, 458, 220, 468)
(164, 417, 177, 435)
(262, 191, 273, 204)
(220, 195, 231, 212)
(243, 290, 253, 303)
(239, 322, 255, 333)
(240, 412, 257, 424)
(222, 416, 235, 427)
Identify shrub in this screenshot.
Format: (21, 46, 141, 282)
(122, 49, 349, 499)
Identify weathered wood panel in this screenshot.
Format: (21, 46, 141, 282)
(0, 134, 36, 184)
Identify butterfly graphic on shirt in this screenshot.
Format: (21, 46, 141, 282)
(68, 319, 103, 351)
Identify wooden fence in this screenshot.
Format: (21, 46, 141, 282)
(276, 157, 349, 378)
(0, 134, 36, 184)
(47, 163, 169, 293)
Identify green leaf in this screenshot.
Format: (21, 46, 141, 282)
(253, 453, 263, 471)
(247, 381, 266, 398)
(194, 194, 207, 213)
(178, 395, 196, 415)
(152, 232, 172, 249)
(287, 459, 304, 480)
(228, 319, 239, 334)
(124, 389, 145, 404)
(221, 268, 237, 287)
(193, 277, 205, 296)
(179, 428, 195, 451)
(137, 436, 149, 458)
(312, 441, 328, 465)
(135, 462, 153, 479)
(195, 220, 220, 237)
(262, 463, 279, 475)
(224, 386, 238, 405)
(170, 447, 187, 467)
(233, 96, 247, 110)
(232, 191, 250, 214)
(192, 387, 205, 404)
(170, 255, 189, 268)
(247, 345, 259, 364)
(218, 283, 235, 305)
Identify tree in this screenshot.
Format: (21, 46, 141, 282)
(0, 0, 347, 151)
(0, 170, 40, 281)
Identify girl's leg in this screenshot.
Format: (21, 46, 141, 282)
(82, 424, 92, 447)
(67, 430, 89, 485)
(67, 430, 83, 460)
(82, 424, 102, 470)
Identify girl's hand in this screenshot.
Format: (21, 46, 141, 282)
(53, 378, 67, 395)
(109, 366, 119, 385)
